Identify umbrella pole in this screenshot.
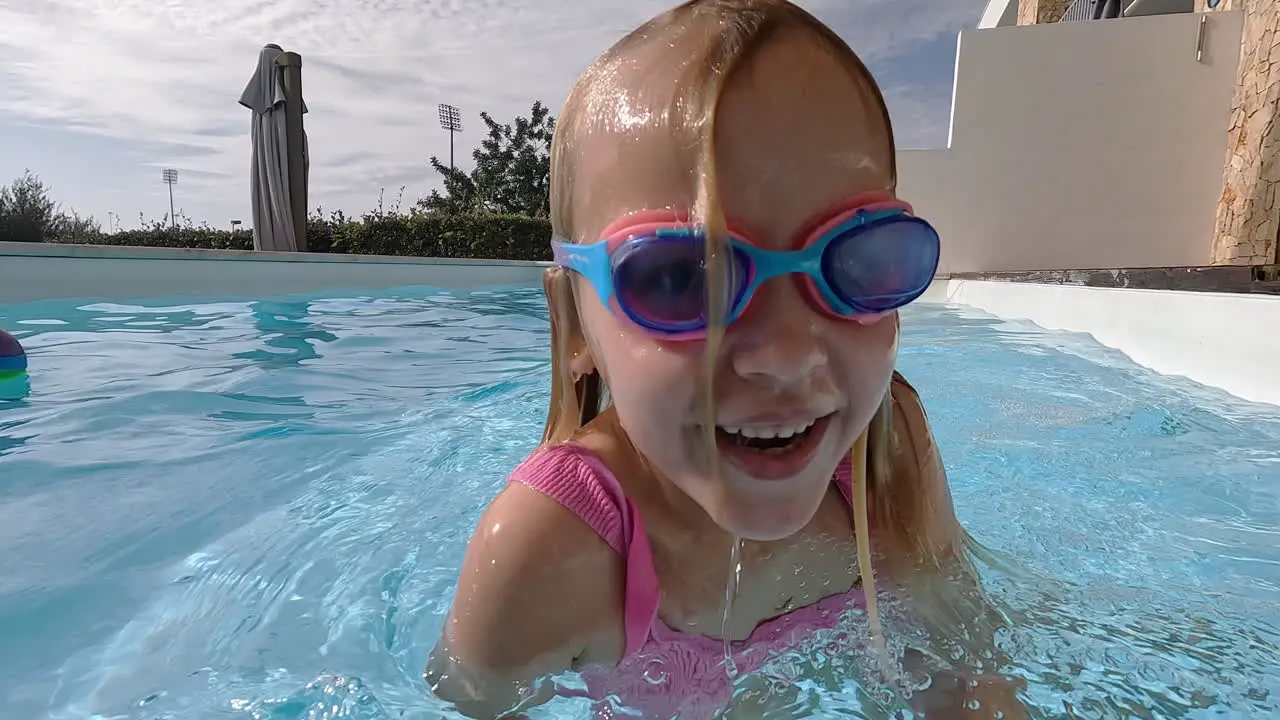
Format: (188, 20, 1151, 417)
(278, 51, 309, 252)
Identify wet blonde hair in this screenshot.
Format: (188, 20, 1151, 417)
(541, 0, 991, 684)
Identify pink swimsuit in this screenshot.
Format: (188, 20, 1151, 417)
(509, 442, 868, 719)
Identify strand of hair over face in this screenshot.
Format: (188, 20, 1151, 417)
(662, 0, 899, 683)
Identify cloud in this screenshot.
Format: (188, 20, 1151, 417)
(0, 0, 982, 225)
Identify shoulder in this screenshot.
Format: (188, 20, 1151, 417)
(441, 445, 626, 673)
(507, 441, 633, 553)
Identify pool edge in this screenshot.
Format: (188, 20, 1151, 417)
(938, 279, 1280, 407)
(0, 242, 551, 303)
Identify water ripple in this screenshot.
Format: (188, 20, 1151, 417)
(0, 292, 1276, 718)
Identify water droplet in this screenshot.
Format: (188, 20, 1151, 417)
(642, 659, 668, 685)
(720, 536, 743, 678)
(722, 656, 739, 677)
(966, 699, 981, 710)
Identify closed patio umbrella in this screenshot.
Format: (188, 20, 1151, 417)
(238, 44, 309, 252)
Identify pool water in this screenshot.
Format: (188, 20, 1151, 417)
(0, 286, 1277, 719)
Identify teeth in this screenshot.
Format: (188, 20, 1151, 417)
(719, 420, 815, 439)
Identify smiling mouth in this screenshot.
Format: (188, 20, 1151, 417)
(716, 414, 830, 454)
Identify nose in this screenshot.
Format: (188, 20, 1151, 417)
(728, 280, 827, 386)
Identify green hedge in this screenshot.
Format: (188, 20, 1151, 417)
(63, 212, 554, 261)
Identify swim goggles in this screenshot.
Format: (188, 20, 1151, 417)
(550, 192, 940, 340)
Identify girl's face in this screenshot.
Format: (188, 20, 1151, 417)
(570, 34, 900, 541)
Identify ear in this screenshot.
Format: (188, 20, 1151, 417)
(569, 339, 597, 381)
(546, 266, 598, 382)
(564, 282, 599, 381)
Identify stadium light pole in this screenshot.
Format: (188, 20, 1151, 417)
(161, 168, 178, 228)
(437, 103, 462, 171)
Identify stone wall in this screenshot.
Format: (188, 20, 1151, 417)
(1017, 0, 1074, 25)
(1206, 0, 1280, 264)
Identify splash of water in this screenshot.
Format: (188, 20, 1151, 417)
(720, 535, 744, 677)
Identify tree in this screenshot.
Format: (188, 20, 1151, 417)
(0, 170, 101, 243)
(417, 101, 555, 217)
(0, 170, 60, 242)
(52, 209, 102, 242)
(420, 162, 482, 215)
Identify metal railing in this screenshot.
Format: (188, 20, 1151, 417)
(1060, 0, 1194, 21)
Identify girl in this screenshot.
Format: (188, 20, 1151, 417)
(428, 1, 1028, 717)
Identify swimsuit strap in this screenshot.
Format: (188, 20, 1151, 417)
(513, 443, 860, 660)
(834, 452, 854, 506)
(509, 442, 661, 657)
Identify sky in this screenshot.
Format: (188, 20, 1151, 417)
(0, 0, 986, 232)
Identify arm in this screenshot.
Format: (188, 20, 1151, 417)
(425, 482, 625, 719)
(886, 374, 1031, 719)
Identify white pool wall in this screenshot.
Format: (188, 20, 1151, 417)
(944, 279, 1280, 407)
